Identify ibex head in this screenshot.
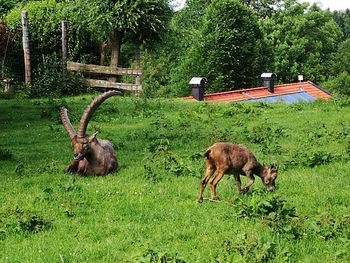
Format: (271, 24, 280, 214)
(261, 164, 278, 191)
(71, 132, 98, 161)
(60, 91, 120, 175)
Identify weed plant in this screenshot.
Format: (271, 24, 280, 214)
(1, 96, 350, 262)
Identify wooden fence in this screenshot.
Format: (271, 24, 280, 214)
(67, 61, 142, 92)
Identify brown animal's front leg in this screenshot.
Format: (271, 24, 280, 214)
(198, 161, 215, 203)
(66, 159, 79, 173)
(241, 170, 255, 193)
(233, 173, 243, 193)
(209, 169, 226, 201)
(77, 159, 89, 176)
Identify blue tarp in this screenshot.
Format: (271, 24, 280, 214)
(247, 91, 315, 103)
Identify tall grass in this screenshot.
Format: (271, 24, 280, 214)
(1, 95, 350, 262)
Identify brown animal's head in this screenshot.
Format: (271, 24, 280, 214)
(71, 133, 98, 161)
(261, 165, 278, 191)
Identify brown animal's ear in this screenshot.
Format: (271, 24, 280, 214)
(270, 163, 278, 172)
(89, 132, 98, 142)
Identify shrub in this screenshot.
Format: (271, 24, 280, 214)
(219, 234, 276, 263)
(323, 71, 350, 96)
(308, 214, 350, 240)
(24, 54, 88, 98)
(233, 192, 304, 240)
(0, 147, 13, 160)
(1, 207, 53, 238)
(132, 248, 186, 262)
(284, 150, 338, 169)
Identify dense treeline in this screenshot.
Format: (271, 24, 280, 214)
(0, 0, 349, 97)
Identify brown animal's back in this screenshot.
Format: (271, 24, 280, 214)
(205, 142, 259, 173)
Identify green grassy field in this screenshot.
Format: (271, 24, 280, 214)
(1, 94, 350, 262)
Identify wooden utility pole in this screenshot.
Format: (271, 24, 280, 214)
(21, 10, 31, 84)
(61, 20, 68, 71)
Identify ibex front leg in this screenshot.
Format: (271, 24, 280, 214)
(66, 160, 79, 173)
(77, 159, 89, 176)
(233, 173, 243, 193)
(240, 170, 255, 193)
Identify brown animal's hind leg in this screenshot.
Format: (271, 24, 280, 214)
(209, 168, 226, 201)
(198, 161, 215, 203)
(241, 170, 255, 193)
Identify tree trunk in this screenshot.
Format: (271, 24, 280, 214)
(99, 41, 107, 66)
(108, 29, 121, 67)
(108, 29, 122, 82)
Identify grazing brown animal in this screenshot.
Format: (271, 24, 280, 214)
(60, 91, 120, 176)
(198, 142, 278, 203)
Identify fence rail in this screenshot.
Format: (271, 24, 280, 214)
(66, 61, 142, 92)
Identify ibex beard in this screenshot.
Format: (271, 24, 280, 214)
(60, 91, 120, 176)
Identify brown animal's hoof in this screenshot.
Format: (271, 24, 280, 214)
(66, 168, 74, 174)
(198, 197, 204, 203)
(239, 188, 249, 194)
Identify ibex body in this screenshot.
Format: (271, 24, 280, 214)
(198, 142, 278, 203)
(60, 91, 120, 176)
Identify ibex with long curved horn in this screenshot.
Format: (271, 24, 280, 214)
(60, 91, 120, 176)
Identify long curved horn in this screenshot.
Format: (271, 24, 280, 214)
(77, 91, 121, 137)
(60, 107, 76, 140)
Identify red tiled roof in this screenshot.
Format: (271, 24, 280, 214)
(184, 81, 332, 102)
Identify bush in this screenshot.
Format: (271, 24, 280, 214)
(322, 72, 350, 96)
(1, 207, 53, 238)
(25, 54, 88, 98)
(219, 234, 277, 263)
(0, 147, 13, 160)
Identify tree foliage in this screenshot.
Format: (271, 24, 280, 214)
(171, 0, 266, 94)
(333, 9, 350, 41)
(142, 0, 213, 96)
(240, 0, 284, 17)
(262, 2, 342, 83)
(70, 0, 171, 66)
(1, 0, 350, 98)
(330, 39, 350, 76)
(5, 0, 91, 97)
(0, 0, 20, 18)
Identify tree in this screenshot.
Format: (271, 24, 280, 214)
(262, 2, 342, 83)
(71, 0, 171, 67)
(0, 0, 20, 18)
(330, 39, 350, 76)
(172, 0, 266, 93)
(333, 9, 350, 41)
(240, 0, 284, 17)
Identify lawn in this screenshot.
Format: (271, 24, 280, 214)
(1, 94, 350, 262)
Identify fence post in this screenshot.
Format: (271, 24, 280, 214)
(135, 42, 141, 91)
(61, 20, 68, 71)
(21, 10, 31, 84)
